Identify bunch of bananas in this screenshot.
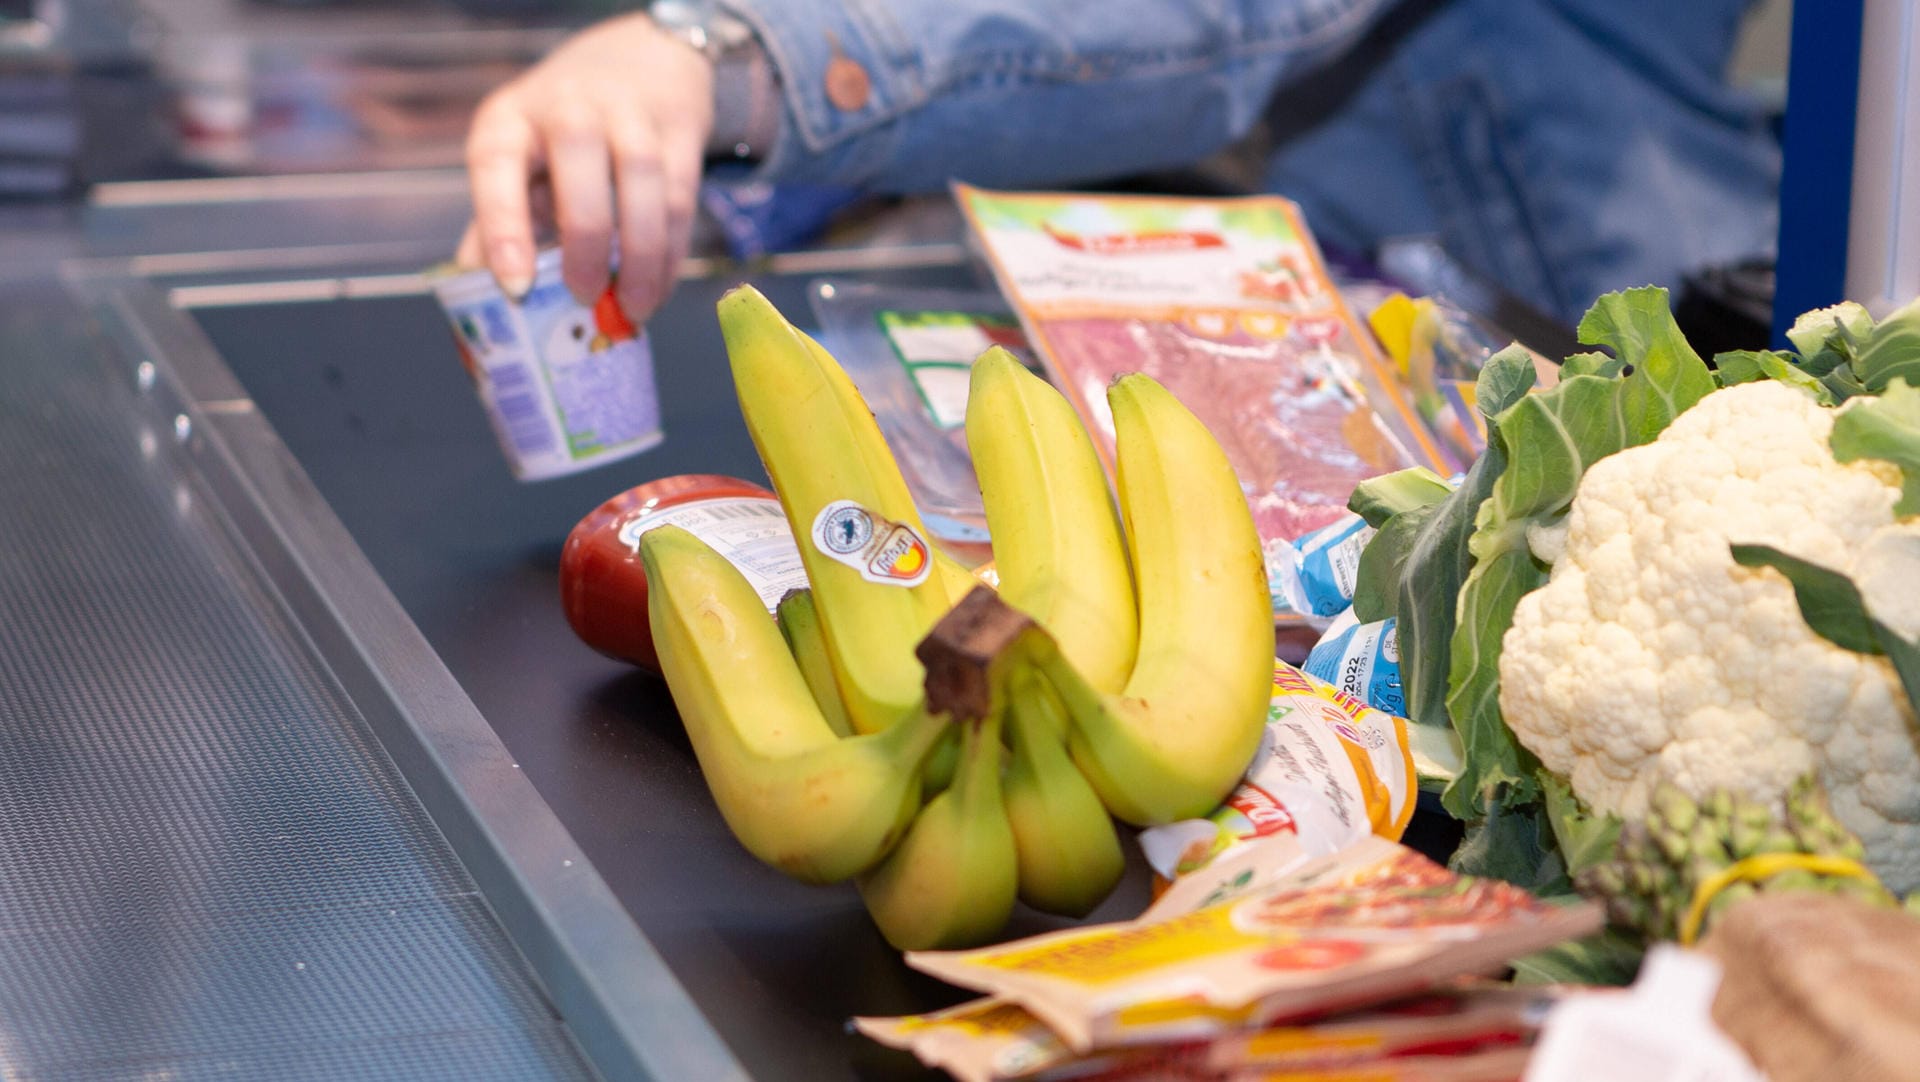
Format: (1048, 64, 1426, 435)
(636, 286, 1274, 949)
(1580, 777, 1894, 944)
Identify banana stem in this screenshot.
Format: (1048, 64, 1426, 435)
(874, 701, 958, 775)
(1023, 633, 1108, 740)
(954, 705, 1006, 810)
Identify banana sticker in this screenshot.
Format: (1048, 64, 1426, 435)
(812, 500, 932, 587)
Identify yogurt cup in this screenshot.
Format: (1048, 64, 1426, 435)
(432, 248, 664, 481)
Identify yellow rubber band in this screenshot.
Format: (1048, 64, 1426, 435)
(1679, 852, 1881, 946)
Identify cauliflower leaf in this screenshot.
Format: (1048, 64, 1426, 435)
(1830, 378, 1920, 515)
(1443, 288, 1716, 819)
(1855, 297, 1920, 392)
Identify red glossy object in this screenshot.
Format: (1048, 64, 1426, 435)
(560, 474, 788, 671)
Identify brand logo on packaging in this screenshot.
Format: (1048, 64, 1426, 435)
(1041, 221, 1226, 256)
(811, 500, 931, 587)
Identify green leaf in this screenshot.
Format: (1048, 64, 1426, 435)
(1541, 773, 1621, 880)
(1385, 346, 1537, 737)
(1477, 344, 1544, 414)
(1348, 467, 1454, 529)
(1441, 540, 1545, 818)
(1733, 541, 1920, 714)
(1352, 501, 1438, 623)
(1448, 796, 1567, 895)
(1830, 378, 1920, 515)
(1713, 349, 1836, 404)
(1510, 927, 1645, 987)
(1855, 297, 1920, 392)
(1820, 366, 1873, 403)
(1442, 289, 1715, 819)
(1882, 631, 1920, 725)
(1786, 300, 1875, 368)
(1732, 544, 1885, 654)
(1396, 435, 1505, 733)
(1575, 287, 1718, 441)
(1560, 352, 1626, 379)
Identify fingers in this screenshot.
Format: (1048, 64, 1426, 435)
(658, 122, 707, 316)
(607, 107, 670, 321)
(454, 221, 482, 268)
(465, 95, 540, 297)
(546, 101, 616, 305)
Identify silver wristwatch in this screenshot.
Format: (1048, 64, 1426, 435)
(649, 0, 756, 66)
(650, 0, 770, 160)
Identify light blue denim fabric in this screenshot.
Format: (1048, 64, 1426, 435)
(718, 0, 1780, 323)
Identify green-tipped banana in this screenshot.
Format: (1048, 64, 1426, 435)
(1033, 374, 1274, 826)
(720, 286, 951, 736)
(1003, 667, 1125, 916)
(642, 525, 951, 884)
(775, 588, 854, 739)
(857, 707, 1018, 951)
(967, 347, 1137, 693)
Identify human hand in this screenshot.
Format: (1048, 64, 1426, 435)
(458, 13, 714, 322)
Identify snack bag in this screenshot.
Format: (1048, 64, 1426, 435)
(954, 185, 1443, 601)
(907, 835, 1603, 1053)
(852, 998, 1081, 1082)
(856, 983, 1559, 1082)
(1138, 662, 1416, 885)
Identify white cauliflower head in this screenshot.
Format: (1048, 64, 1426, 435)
(1498, 380, 1920, 891)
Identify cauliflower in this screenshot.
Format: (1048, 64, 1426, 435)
(1498, 380, 1920, 892)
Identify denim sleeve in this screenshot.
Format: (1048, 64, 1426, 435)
(715, 0, 1398, 192)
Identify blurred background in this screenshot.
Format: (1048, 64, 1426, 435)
(0, 0, 1793, 191)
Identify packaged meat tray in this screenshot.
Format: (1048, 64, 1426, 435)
(954, 185, 1444, 564)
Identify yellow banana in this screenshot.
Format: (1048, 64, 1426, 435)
(641, 525, 950, 884)
(934, 551, 984, 606)
(1003, 667, 1125, 917)
(856, 705, 1018, 950)
(774, 588, 853, 739)
(1031, 374, 1274, 826)
(966, 348, 1136, 693)
(720, 286, 951, 736)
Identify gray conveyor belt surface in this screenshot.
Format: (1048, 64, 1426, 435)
(0, 282, 599, 1080)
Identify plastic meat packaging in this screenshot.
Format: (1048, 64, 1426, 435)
(955, 185, 1444, 570)
(808, 282, 1041, 545)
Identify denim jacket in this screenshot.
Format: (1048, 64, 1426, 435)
(715, 0, 1780, 323)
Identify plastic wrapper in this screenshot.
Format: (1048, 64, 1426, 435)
(808, 282, 1040, 544)
(905, 834, 1603, 1054)
(1267, 513, 1375, 623)
(954, 185, 1445, 605)
(1138, 662, 1415, 885)
(1303, 610, 1405, 720)
(854, 983, 1557, 1082)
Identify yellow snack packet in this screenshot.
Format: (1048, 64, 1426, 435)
(1138, 662, 1417, 887)
(854, 983, 1561, 1082)
(852, 997, 1079, 1082)
(907, 837, 1602, 1054)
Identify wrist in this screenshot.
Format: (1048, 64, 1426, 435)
(649, 1, 779, 163)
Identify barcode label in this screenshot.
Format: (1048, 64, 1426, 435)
(490, 363, 556, 457)
(699, 501, 783, 523)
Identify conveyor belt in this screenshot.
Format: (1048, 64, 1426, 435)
(186, 266, 1119, 1082)
(0, 283, 599, 1080)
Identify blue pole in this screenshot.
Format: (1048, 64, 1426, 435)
(1772, 0, 1867, 344)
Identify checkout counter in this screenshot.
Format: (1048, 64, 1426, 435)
(0, 2, 1677, 1079)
